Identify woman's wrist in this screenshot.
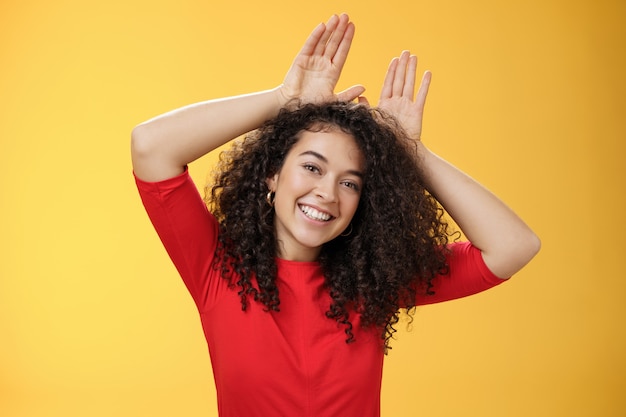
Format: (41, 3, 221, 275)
(273, 84, 300, 110)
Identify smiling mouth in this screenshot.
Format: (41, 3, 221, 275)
(299, 205, 334, 222)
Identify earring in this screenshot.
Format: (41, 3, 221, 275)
(340, 223, 353, 237)
(266, 191, 275, 207)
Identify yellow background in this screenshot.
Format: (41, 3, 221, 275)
(1, 0, 624, 416)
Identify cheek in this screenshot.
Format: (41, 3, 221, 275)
(342, 193, 361, 216)
(277, 173, 310, 197)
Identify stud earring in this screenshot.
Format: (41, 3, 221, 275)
(266, 191, 275, 207)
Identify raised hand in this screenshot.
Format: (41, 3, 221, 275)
(280, 14, 365, 105)
(376, 51, 431, 141)
(131, 14, 365, 182)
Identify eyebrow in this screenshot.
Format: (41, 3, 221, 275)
(299, 150, 364, 178)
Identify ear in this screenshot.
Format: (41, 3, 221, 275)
(266, 173, 279, 191)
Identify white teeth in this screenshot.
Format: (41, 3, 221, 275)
(300, 205, 332, 221)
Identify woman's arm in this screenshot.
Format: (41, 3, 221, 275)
(417, 142, 540, 279)
(131, 13, 365, 182)
(371, 51, 540, 279)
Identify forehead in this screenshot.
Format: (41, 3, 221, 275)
(290, 129, 364, 166)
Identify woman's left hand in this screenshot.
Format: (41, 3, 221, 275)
(362, 51, 431, 142)
(367, 52, 541, 279)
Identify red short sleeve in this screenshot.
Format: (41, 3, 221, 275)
(416, 241, 506, 305)
(135, 169, 224, 311)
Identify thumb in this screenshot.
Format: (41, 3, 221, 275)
(357, 96, 371, 107)
(337, 85, 366, 102)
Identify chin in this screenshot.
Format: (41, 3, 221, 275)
(295, 234, 334, 250)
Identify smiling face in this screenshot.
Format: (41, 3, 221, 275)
(266, 127, 365, 262)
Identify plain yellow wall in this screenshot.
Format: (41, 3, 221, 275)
(1, 0, 624, 416)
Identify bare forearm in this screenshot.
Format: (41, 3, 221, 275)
(131, 87, 286, 182)
(417, 143, 540, 278)
(131, 14, 361, 182)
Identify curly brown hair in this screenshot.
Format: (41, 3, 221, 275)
(206, 101, 453, 351)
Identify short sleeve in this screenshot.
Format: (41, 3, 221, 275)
(416, 241, 506, 306)
(135, 169, 223, 311)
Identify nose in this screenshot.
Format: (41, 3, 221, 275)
(315, 177, 337, 202)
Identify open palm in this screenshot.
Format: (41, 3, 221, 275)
(281, 14, 364, 104)
(376, 51, 431, 141)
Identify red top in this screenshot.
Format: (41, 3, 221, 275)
(135, 169, 505, 417)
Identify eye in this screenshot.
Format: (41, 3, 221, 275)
(303, 163, 321, 174)
(341, 180, 361, 192)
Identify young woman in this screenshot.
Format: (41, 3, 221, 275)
(131, 14, 540, 417)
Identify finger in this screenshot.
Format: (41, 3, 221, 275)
(314, 14, 339, 56)
(299, 22, 327, 57)
(324, 13, 350, 60)
(415, 70, 432, 110)
(380, 57, 399, 100)
(331, 21, 355, 73)
(402, 55, 417, 100)
(357, 96, 371, 106)
(337, 84, 366, 102)
(392, 51, 410, 97)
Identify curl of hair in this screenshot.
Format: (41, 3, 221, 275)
(205, 101, 453, 352)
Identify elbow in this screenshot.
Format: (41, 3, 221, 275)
(130, 122, 165, 174)
(485, 229, 541, 279)
(130, 122, 162, 180)
(130, 122, 183, 182)
(521, 231, 541, 267)
(529, 232, 541, 258)
(130, 123, 154, 163)
(510, 229, 541, 277)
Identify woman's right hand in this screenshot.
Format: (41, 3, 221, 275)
(279, 14, 365, 105)
(131, 14, 364, 182)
